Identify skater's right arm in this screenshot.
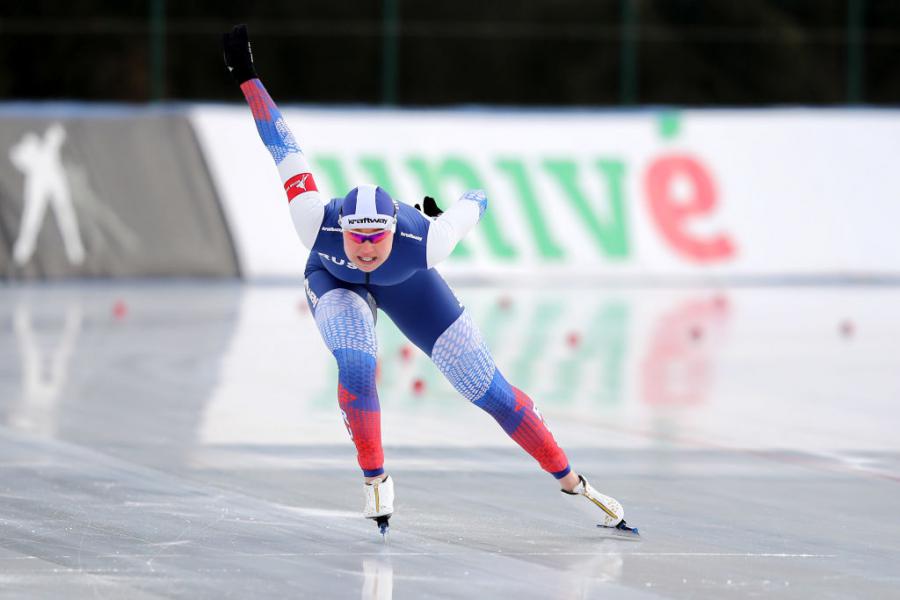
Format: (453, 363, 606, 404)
(224, 25, 325, 249)
(422, 190, 487, 268)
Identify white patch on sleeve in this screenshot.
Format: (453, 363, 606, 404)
(289, 196, 325, 249)
(425, 196, 481, 268)
(278, 153, 326, 249)
(277, 153, 312, 189)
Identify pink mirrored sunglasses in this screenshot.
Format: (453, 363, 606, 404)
(345, 230, 391, 244)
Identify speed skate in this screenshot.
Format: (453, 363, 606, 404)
(363, 475, 394, 539)
(562, 475, 641, 539)
(597, 520, 641, 540)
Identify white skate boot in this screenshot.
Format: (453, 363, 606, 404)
(562, 475, 639, 537)
(364, 475, 394, 536)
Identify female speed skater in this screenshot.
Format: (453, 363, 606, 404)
(223, 24, 637, 537)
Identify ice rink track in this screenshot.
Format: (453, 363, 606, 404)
(1, 281, 898, 599)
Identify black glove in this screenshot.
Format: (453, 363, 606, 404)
(414, 196, 444, 217)
(223, 24, 258, 84)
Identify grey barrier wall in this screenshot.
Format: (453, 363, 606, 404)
(0, 109, 238, 279)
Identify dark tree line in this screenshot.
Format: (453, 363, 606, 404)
(1, 0, 897, 106)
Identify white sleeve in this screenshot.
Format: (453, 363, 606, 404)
(239, 78, 326, 250)
(278, 153, 326, 250)
(425, 190, 487, 268)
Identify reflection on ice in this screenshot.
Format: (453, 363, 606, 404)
(2, 283, 899, 457)
(10, 302, 82, 436)
(201, 286, 729, 448)
(361, 558, 393, 600)
(640, 294, 730, 408)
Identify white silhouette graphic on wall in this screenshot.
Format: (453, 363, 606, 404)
(10, 123, 85, 265)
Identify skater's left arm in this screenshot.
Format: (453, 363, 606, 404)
(423, 190, 487, 268)
(224, 24, 326, 249)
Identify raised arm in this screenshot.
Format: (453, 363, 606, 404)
(223, 25, 325, 249)
(423, 190, 487, 268)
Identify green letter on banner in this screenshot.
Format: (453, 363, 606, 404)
(543, 159, 629, 258)
(313, 156, 351, 198)
(359, 156, 397, 193)
(407, 156, 516, 259)
(496, 159, 564, 259)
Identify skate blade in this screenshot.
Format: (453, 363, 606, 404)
(596, 520, 641, 540)
(375, 515, 391, 541)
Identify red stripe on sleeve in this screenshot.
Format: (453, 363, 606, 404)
(284, 173, 318, 202)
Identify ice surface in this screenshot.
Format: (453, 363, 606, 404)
(0, 282, 898, 598)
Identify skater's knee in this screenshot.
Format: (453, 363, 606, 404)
(473, 373, 517, 415)
(315, 289, 377, 355)
(472, 372, 542, 435)
(431, 311, 496, 401)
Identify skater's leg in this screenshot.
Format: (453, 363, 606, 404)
(431, 310, 571, 479)
(371, 270, 570, 480)
(372, 270, 631, 529)
(430, 310, 631, 529)
(306, 269, 384, 479)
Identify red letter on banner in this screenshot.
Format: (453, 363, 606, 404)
(644, 155, 735, 262)
(284, 173, 318, 202)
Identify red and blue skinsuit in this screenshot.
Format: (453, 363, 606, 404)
(241, 78, 571, 480)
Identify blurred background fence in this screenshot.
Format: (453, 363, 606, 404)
(0, 0, 897, 106)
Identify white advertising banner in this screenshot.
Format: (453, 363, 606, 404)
(190, 106, 900, 280)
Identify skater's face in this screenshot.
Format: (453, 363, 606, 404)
(343, 228, 394, 272)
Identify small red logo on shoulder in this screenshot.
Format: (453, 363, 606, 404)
(284, 172, 318, 201)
